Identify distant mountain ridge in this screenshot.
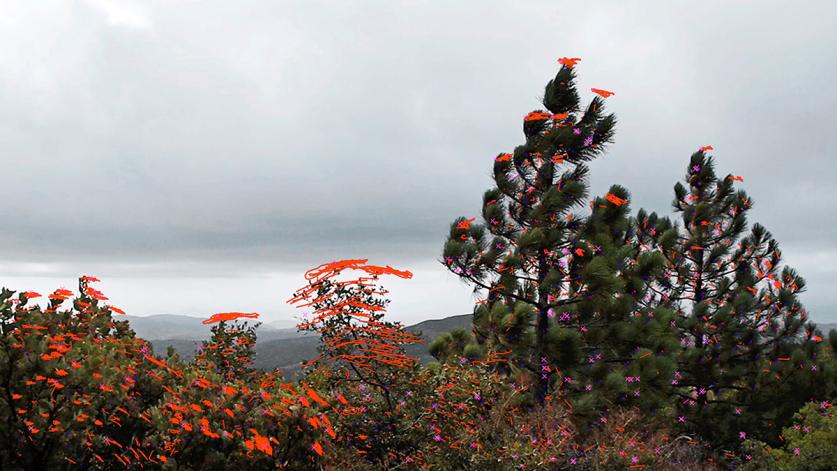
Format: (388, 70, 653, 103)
(131, 315, 836, 379)
(124, 314, 301, 341)
(817, 323, 837, 334)
(133, 313, 472, 376)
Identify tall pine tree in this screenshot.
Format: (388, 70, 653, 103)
(441, 63, 674, 411)
(634, 150, 833, 447)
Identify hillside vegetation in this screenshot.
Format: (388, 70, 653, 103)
(1, 61, 835, 470)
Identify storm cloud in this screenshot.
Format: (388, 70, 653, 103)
(1, 1, 835, 324)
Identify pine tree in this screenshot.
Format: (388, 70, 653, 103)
(429, 328, 479, 364)
(634, 150, 833, 447)
(562, 186, 679, 417)
(440, 63, 675, 410)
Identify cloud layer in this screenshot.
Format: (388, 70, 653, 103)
(1, 1, 834, 323)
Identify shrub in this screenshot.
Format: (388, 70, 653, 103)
(741, 401, 837, 471)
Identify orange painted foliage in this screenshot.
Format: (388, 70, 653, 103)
(1, 276, 344, 468)
(288, 259, 422, 373)
(202, 312, 260, 324)
(591, 88, 615, 98)
(524, 111, 552, 122)
(456, 217, 476, 230)
(605, 192, 628, 206)
(557, 57, 581, 68)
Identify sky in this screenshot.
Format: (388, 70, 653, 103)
(0, 0, 835, 325)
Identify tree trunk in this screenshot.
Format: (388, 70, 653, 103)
(535, 252, 550, 405)
(535, 305, 549, 405)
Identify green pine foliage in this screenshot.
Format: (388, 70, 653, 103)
(633, 150, 835, 449)
(561, 187, 679, 418)
(440, 64, 679, 425)
(441, 64, 622, 405)
(429, 327, 481, 364)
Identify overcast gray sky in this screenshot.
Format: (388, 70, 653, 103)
(1, 0, 835, 325)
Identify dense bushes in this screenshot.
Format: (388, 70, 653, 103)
(0, 280, 340, 469)
(741, 401, 837, 470)
(0, 270, 833, 469)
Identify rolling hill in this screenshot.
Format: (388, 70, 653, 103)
(132, 315, 837, 379)
(135, 313, 472, 376)
(251, 314, 472, 376)
(124, 314, 303, 342)
(817, 323, 837, 335)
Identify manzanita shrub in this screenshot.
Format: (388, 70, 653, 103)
(0, 277, 342, 469)
(289, 259, 426, 467)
